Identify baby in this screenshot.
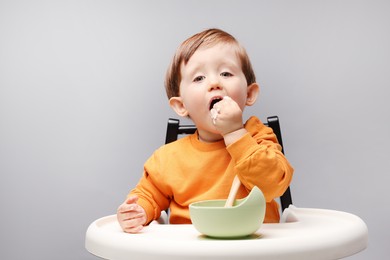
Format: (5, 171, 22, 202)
(117, 28, 293, 233)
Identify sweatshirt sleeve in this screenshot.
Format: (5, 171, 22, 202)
(226, 117, 294, 202)
(128, 150, 171, 225)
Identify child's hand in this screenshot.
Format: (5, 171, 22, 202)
(117, 195, 147, 233)
(210, 96, 244, 135)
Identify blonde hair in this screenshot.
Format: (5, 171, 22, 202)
(165, 28, 256, 99)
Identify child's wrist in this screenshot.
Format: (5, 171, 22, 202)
(223, 128, 247, 146)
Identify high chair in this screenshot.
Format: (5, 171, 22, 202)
(86, 117, 368, 260)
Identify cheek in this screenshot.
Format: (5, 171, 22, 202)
(229, 89, 248, 109)
(181, 90, 203, 111)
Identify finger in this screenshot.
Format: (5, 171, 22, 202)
(210, 108, 218, 118)
(117, 203, 141, 214)
(122, 219, 143, 233)
(117, 196, 139, 212)
(123, 223, 144, 233)
(122, 215, 147, 233)
(122, 211, 146, 221)
(125, 195, 139, 204)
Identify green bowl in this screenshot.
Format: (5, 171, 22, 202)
(189, 186, 266, 238)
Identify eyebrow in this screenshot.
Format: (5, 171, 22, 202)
(180, 62, 203, 80)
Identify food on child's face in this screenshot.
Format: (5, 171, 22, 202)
(209, 97, 223, 110)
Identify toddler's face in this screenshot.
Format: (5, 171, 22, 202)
(178, 43, 249, 133)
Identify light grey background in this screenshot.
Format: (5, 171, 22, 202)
(1, 0, 389, 259)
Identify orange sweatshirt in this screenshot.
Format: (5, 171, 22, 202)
(129, 116, 294, 224)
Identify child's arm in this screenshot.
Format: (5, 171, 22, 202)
(117, 195, 147, 233)
(226, 120, 294, 202)
(211, 96, 293, 200)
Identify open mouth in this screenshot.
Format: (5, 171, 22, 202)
(209, 97, 223, 110)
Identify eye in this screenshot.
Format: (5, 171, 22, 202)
(193, 75, 205, 82)
(220, 72, 233, 77)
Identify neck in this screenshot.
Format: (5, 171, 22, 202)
(197, 130, 223, 143)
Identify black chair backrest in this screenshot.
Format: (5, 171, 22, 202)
(165, 116, 293, 212)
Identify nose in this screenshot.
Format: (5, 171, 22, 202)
(208, 76, 223, 92)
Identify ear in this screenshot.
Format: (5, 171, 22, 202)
(245, 83, 260, 106)
(169, 97, 189, 117)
